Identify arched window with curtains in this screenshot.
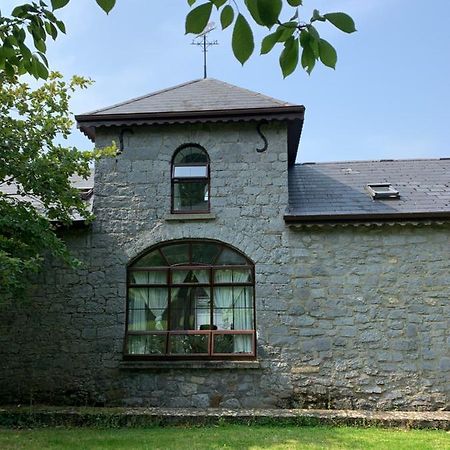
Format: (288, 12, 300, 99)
(125, 240, 256, 359)
(171, 144, 210, 213)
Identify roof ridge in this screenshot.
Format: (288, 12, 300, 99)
(82, 79, 204, 115)
(296, 157, 450, 166)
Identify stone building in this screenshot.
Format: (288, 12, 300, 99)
(1, 78, 449, 410)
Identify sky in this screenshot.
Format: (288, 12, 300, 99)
(4, 0, 450, 163)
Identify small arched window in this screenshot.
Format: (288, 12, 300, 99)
(171, 144, 210, 213)
(125, 240, 255, 359)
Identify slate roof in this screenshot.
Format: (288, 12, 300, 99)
(81, 78, 296, 116)
(286, 158, 450, 223)
(1, 172, 94, 223)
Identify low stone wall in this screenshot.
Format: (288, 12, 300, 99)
(0, 406, 449, 430)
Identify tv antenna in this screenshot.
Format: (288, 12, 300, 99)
(191, 22, 218, 79)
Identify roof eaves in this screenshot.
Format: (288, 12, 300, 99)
(284, 211, 450, 225)
(76, 105, 305, 142)
(76, 105, 305, 123)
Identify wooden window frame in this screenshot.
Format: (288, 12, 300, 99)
(124, 240, 256, 361)
(171, 144, 211, 214)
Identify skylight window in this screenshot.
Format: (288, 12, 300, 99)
(366, 183, 400, 199)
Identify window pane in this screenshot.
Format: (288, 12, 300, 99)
(213, 334, 253, 354)
(169, 334, 209, 354)
(172, 269, 209, 284)
(132, 249, 166, 267)
(215, 248, 248, 265)
(214, 286, 253, 309)
(213, 307, 234, 330)
(127, 334, 166, 355)
(173, 182, 209, 212)
(174, 147, 208, 164)
(170, 286, 211, 330)
(214, 268, 252, 283)
(173, 166, 207, 178)
(191, 243, 221, 264)
(213, 286, 233, 309)
(129, 271, 167, 285)
(213, 307, 254, 330)
(129, 287, 168, 310)
(161, 243, 189, 265)
(128, 309, 167, 331)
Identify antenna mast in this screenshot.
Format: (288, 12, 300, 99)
(191, 22, 218, 79)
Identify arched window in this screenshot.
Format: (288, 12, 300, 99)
(125, 240, 255, 359)
(171, 144, 210, 213)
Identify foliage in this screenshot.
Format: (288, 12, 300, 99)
(0, 73, 116, 301)
(0, 1, 355, 80)
(186, 0, 356, 77)
(0, 1, 115, 79)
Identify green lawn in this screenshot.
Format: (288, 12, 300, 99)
(0, 425, 449, 450)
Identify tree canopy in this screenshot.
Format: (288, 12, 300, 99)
(0, 73, 116, 300)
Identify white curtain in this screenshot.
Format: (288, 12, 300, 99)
(214, 270, 234, 330)
(232, 270, 253, 353)
(129, 271, 167, 354)
(214, 269, 252, 353)
(193, 270, 211, 329)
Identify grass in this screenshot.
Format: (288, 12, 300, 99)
(0, 425, 449, 450)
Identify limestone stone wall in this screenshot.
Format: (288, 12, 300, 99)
(0, 121, 448, 410)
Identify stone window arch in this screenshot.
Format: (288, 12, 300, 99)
(171, 144, 210, 213)
(125, 239, 256, 359)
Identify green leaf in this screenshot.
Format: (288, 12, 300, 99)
(55, 20, 66, 33)
(19, 43, 32, 60)
(211, 0, 226, 8)
(232, 14, 254, 65)
(279, 36, 299, 78)
(260, 30, 281, 54)
(34, 39, 46, 53)
(257, 0, 282, 27)
(311, 9, 325, 22)
(324, 12, 356, 33)
(300, 30, 316, 74)
(301, 45, 315, 74)
(185, 2, 213, 34)
(305, 25, 320, 57)
(4, 61, 15, 78)
(187, 0, 196, 5)
(244, 0, 264, 26)
(275, 21, 297, 42)
(51, 0, 70, 10)
(287, 0, 302, 6)
(45, 22, 58, 40)
(37, 51, 49, 67)
(95, 0, 116, 14)
(36, 59, 49, 79)
(12, 6, 27, 18)
(318, 38, 337, 69)
(220, 5, 234, 30)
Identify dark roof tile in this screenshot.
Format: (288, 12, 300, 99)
(80, 78, 295, 116)
(287, 159, 450, 220)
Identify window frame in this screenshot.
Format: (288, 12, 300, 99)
(171, 144, 211, 214)
(124, 240, 257, 361)
(366, 183, 400, 199)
